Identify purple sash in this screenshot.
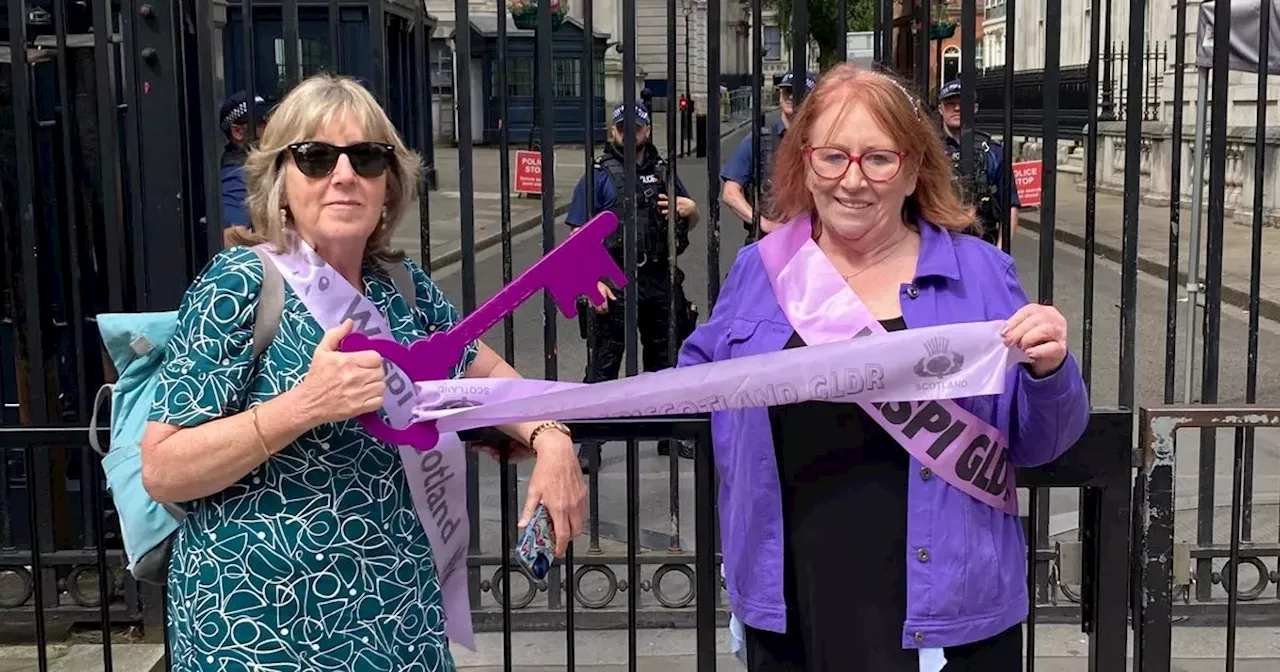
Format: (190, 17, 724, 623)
(256, 238, 476, 650)
(757, 216, 1020, 516)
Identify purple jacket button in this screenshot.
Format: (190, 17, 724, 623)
(919, 467, 933, 480)
(906, 284, 920, 299)
(916, 548, 930, 563)
(914, 631, 925, 642)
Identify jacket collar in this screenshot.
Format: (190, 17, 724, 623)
(913, 219, 962, 282)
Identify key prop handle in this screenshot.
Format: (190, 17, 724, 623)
(339, 211, 627, 451)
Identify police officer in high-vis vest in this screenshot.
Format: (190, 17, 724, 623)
(720, 69, 815, 244)
(566, 103, 700, 459)
(937, 78, 1020, 247)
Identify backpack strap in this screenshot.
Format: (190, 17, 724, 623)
(87, 382, 114, 457)
(246, 247, 417, 357)
(386, 260, 416, 307)
(249, 246, 283, 360)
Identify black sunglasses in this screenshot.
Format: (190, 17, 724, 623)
(286, 141, 395, 179)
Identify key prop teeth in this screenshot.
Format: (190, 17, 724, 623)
(357, 412, 442, 452)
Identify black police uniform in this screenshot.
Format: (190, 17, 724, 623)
(588, 141, 698, 383)
(944, 130, 1003, 245)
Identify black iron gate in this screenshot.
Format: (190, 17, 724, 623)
(2, 0, 1276, 670)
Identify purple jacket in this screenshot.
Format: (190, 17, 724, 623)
(677, 221, 1090, 649)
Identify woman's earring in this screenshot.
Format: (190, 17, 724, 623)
(380, 206, 389, 227)
(279, 208, 289, 227)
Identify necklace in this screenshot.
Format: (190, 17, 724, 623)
(839, 230, 911, 280)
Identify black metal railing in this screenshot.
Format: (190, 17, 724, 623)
(1102, 39, 1168, 122)
(1135, 406, 1280, 672)
(974, 64, 1093, 139)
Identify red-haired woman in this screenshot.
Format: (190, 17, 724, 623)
(680, 64, 1090, 670)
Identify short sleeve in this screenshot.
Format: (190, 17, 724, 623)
(405, 260, 479, 378)
(721, 135, 754, 184)
(565, 173, 594, 227)
(675, 174, 690, 199)
(220, 165, 250, 228)
(149, 246, 263, 427)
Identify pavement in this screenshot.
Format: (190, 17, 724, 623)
(0, 643, 164, 671)
(449, 626, 1280, 670)
(1018, 172, 1280, 322)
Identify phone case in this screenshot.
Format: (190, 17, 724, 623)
(517, 504, 555, 580)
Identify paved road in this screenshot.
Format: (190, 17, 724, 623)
(425, 125, 1279, 599)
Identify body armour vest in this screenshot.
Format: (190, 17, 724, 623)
(946, 131, 1000, 243)
(595, 146, 689, 264)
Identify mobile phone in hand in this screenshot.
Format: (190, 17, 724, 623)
(517, 503, 555, 580)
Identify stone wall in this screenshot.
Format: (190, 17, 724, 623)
(1087, 121, 1280, 227)
(998, 122, 1280, 229)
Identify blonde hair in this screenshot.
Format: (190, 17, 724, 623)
(768, 64, 975, 232)
(230, 73, 422, 263)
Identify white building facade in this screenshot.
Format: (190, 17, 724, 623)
(999, 0, 1280, 225)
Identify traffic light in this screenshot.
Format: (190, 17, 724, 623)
(678, 95, 689, 110)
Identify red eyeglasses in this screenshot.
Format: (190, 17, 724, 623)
(804, 146, 907, 183)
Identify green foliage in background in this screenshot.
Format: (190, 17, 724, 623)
(746, 0, 877, 69)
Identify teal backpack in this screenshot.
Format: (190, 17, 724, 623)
(88, 247, 414, 584)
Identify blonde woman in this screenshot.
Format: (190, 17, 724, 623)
(141, 74, 586, 671)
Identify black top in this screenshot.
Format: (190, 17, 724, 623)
(754, 318, 1024, 671)
(767, 319, 916, 670)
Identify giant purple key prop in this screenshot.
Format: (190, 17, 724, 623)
(340, 211, 627, 450)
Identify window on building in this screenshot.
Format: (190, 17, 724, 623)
(763, 25, 782, 61)
(273, 37, 329, 90)
(432, 43, 454, 95)
(942, 46, 960, 85)
(554, 59, 580, 97)
(502, 59, 535, 97)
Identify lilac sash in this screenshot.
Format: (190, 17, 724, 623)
(407, 321, 1020, 429)
(256, 238, 476, 650)
(757, 216, 1020, 517)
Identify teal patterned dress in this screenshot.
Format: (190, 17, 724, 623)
(149, 246, 478, 671)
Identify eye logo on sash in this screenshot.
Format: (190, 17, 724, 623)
(914, 337, 964, 379)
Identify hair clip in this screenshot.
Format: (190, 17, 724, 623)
(875, 72, 922, 118)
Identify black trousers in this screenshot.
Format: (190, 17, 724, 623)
(584, 266, 696, 383)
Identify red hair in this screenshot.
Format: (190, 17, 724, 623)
(765, 64, 975, 232)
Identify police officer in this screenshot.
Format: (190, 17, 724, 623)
(566, 103, 700, 459)
(218, 91, 272, 246)
(720, 70, 815, 244)
(937, 78, 1020, 247)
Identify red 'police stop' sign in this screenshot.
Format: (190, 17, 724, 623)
(515, 151, 542, 195)
(1013, 160, 1042, 208)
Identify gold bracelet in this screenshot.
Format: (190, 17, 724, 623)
(527, 421, 570, 450)
(250, 406, 272, 461)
